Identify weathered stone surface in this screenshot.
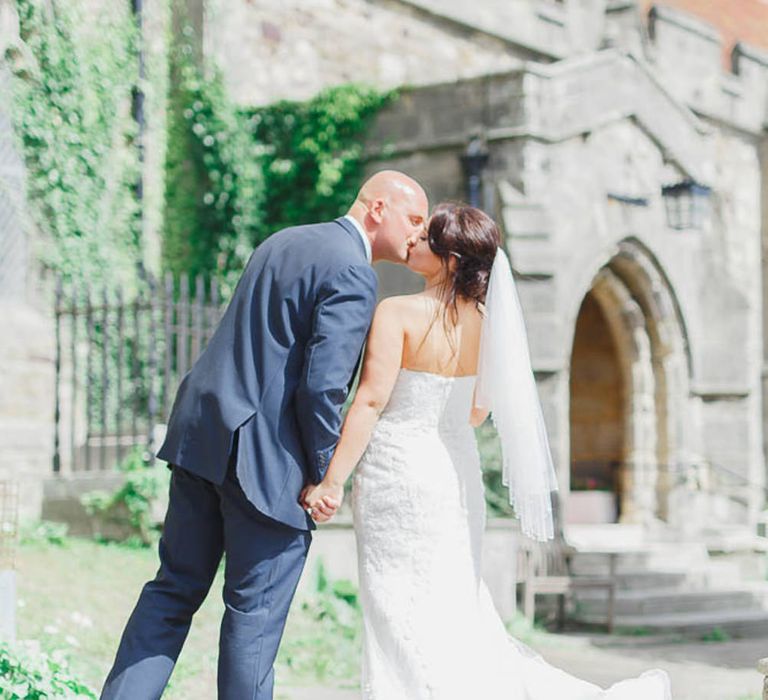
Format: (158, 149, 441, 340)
(0, 571, 15, 642)
(365, 43, 765, 534)
(204, 0, 524, 107)
(0, 302, 55, 521)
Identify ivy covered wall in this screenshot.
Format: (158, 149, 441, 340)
(9, 0, 142, 289)
(7, 0, 393, 298)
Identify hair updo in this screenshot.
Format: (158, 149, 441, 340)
(427, 202, 501, 315)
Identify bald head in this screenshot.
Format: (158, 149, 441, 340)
(356, 170, 425, 209)
(347, 170, 429, 264)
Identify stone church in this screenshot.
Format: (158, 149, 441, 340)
(204, 0, 768, 544)
(2, 0, 768, 629)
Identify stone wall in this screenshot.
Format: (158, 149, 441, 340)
(0, 6, 54, 523)
(0, 302, 55, 522)
(363, 47, 766, 531)
(204, 0, 527, 107)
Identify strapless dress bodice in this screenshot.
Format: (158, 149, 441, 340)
(375, 368, 477, 434)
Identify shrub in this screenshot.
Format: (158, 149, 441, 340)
(81, 448, 169, 546)
(0, 641, 96, 699)
(19, 522, 68, 547)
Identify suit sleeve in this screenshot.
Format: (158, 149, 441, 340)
(295, 263, 378, 483)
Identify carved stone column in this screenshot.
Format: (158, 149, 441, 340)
(592, 269, 658, 525)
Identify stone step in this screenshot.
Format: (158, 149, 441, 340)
(574, 587, 764, 616)
(570, 546, 709, 575)
(572, 608, 768, 638)
(609, 570, 690, 590)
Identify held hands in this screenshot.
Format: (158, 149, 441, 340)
(300, 481, 344, 523)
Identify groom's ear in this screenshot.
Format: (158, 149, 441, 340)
(368, 198, 385, 224)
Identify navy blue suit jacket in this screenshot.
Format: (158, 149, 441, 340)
(157, 218, 378, 530)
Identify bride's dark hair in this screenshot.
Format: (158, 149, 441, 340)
(427, 202, 501, 318)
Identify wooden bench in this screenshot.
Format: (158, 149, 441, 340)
(517, 536, 617, 632)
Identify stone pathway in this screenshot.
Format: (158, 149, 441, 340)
(276, 634, 765, 700)
(539, 633, 763, 700)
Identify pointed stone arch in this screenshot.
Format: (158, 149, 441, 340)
(567, 238, 691, 525)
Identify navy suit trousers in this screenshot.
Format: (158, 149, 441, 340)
(100, 463, 311, 700)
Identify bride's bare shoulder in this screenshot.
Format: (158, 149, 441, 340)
(372, 295, 415, 325)
(376, 294, 428, 312)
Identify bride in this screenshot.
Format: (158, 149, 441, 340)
(302, 203, 671, 699)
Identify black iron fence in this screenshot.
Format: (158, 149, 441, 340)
(52, 274, 225, 473)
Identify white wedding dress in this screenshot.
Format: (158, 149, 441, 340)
(352, 368, 671, 700)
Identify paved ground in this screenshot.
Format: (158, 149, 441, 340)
(275, 634, 766, 700)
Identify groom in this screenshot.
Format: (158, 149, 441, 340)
(100, 171, 428, 699)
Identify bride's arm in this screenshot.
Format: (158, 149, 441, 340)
(302, 297, 405, 518)
(470, 387, 490, 427)
(470, 302, 490, 427)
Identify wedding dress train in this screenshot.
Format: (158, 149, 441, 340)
(352, 368, 671, 699)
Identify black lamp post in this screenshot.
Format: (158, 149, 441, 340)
(461, 137, 489, 209)
(661, 180, 711, 230)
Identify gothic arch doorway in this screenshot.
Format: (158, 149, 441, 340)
(567, 240, 690, 526)
(569, 290, 627, 523)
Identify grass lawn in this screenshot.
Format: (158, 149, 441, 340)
(14, 535, 550, 698)
(15, 537, 361, 699)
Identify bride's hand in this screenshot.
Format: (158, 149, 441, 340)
(302, 481, 344, 523)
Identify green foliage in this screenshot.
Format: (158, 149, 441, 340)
(276, 560, 362, 683)
(504, 610, 556, 647)
(701, 626, 731, 643)
(616, 626, 654, 637)
(9, 0, 142, 288)
(163, 76, 392, 295)
(476, 419, 516, 517)
(0, 642, 96, 699)
(81, 448, 169, 546)
(10, 3, 392, 293)
(19, 521, 69, 547)
(163, 39, 264, 296)
(247, 84, 395, 236)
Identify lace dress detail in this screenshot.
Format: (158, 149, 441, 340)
(352, 369, 671, 700)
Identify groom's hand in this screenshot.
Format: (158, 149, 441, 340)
(301, 482, 344, 523)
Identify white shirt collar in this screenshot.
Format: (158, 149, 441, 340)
(343, 215, 372, 264)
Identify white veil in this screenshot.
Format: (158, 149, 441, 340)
(475, 248, 558, 541)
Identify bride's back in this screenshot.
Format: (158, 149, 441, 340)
(398, 293, 483, 377)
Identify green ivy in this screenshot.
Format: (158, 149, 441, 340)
(11, 2, 392, 294)
(10, 2, 393, 294)
(163, 77, 392, 296)
(247, 84, 395, 235)
(9, 0, 142, 288)
(162, 38, 264, 296)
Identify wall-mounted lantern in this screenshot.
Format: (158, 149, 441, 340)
(461, 137, 489, 209)
(661, 180, 712, 230)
